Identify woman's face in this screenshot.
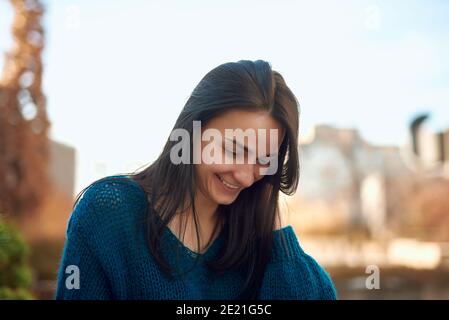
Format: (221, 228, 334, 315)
(194, 109, 285, 206)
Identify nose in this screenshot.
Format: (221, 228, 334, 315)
(233, 164, 258, 188)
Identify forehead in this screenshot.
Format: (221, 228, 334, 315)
(204, 109, 284, 136)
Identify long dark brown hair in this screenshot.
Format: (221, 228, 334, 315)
(74, 60, 300, 299)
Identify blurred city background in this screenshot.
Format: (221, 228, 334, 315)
(1, 0, 448, 299)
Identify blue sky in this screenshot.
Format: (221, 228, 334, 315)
(1, 0, 448, 193)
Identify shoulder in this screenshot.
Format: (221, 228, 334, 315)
(270, 226, 337, 299)
(271, 225, 305, 260)
(66, 175, 148, 239)
(80, 174, 147, 212)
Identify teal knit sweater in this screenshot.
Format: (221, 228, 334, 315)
(55, 175, 337, 300)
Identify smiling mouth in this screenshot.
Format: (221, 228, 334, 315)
(216, 174, 241, 190)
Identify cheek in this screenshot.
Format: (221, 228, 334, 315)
(202, 163, 234, 175)
(196, 164, 229, 188)
(195, 164, 208, 185)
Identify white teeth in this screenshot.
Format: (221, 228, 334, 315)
(218, 175, 240, 189)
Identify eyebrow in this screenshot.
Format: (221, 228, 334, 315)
(224, 138, 278, 158)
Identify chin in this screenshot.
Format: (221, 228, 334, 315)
(216, 197, 237, 205)
(211, 192, 239, 205)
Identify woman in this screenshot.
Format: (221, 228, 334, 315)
(55, 60, 337, 300)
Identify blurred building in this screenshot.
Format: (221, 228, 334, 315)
(287, 124, 413, 237)
(20, 139, 76, 241)
(48, 140, 76, 197)
(409, 113, 449, 177)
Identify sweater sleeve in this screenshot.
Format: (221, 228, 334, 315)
(55, 188, 113, 300)
(258, 226, 337, 300)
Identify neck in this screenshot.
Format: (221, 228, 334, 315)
(167, 188, 221, 253)
(192, 188, 219, 228)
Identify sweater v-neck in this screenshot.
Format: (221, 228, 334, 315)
(162, 223, 225, 261)
(119, 174, 224, 261)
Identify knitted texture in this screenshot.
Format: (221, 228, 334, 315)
(55, 175, 337, 300)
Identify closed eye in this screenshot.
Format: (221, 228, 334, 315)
(224, 148, 237, 156)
